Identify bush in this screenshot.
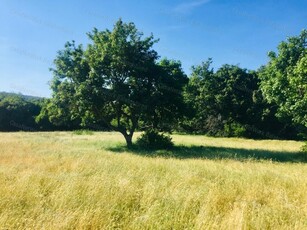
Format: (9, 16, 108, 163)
(302, 142, 307, 153)
(223, 122, 247, 137)
(136, 129, 174, 150)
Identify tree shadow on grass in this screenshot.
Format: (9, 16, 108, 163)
(107, 145, 307, 163)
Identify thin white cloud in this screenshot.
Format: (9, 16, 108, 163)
(173, 0, 211, 14)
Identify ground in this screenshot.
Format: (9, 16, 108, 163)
(0, 132, 306, 229)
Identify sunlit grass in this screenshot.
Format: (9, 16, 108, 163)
(0, 132, 306, 229)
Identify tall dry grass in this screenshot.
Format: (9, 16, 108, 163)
(0, 132, 306, 229)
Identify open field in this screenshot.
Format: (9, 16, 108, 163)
(0, 132, 306, 229)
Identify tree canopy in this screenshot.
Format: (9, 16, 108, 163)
(259, 30, 307, 128)
(182, 60, 300, 139)
(0, 93, 41, 131)
(43, 19, 187, 146)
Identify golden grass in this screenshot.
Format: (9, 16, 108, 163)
(0, 132, 306, 229)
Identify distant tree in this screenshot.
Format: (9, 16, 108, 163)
(183, 60, 258, 136)
(182, 59, 216, 133)
(35, 98, 77, 131)
(259, 30, 307, 128)
(140, 58, 188, 132)
(42, 19, 187, 146)
(182, 60, 299, 139)
(0, 94, 41, 131)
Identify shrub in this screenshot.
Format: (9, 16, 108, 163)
(223, 122, 247, 137)
(302, 142, 307, 153)
(136, 129, 174, 150)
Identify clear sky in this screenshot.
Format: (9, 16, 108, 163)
(0, 0, 306, 97)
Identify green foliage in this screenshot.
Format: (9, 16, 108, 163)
(43, 19, 187, 146)
(183, 60, 259, 134)
(140, 59, 188, 131)
(36, 98, 83, 131)
(260, 30, 307, 128)
(181, 59, 301, 139)
(223, 122, 247, 137)
(0, 93, 41, 131)
(302, 142, 307, 153)
(136, 129, 174, 150)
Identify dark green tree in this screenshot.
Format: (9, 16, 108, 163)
(259, 30, 307, 128)
(42, 19, 187, 146)
(140, 58, 188, 132)
(182, 60, 298, 139)
(0, 93, 41, 131)
(183, 60, 259, 136)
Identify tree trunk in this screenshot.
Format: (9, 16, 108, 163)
(123, 133, 133, 148)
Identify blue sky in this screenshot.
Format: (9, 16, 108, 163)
(0, 0, 306, 97)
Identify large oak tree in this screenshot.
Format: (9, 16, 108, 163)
(42, 19, 187, 146)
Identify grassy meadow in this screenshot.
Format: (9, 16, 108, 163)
(0, 132, 306, 229)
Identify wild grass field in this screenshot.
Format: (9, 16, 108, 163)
(0, 132, 306, 229)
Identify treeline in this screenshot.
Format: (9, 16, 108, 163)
(0, 20, 306, 142)
(0, 64, 304, 139)
(0, 92, 42, 131)
(0, 93, 48, 131)
(0, 92, 108, 131)
(179, 62, 303, 139)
